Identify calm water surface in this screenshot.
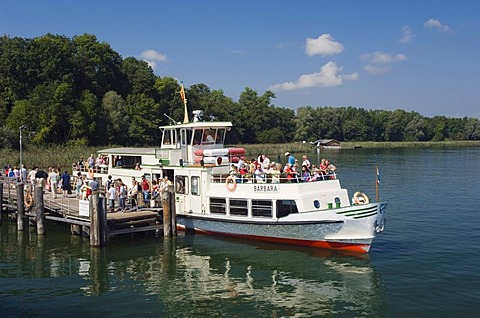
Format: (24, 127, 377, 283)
(1, 147, 479, 317)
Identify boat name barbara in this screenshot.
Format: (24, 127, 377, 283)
(253, 184, 279, 192)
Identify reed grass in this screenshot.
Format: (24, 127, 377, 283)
(2, 140, 478, 173)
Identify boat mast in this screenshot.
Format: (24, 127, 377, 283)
(180, 82, 189, 124)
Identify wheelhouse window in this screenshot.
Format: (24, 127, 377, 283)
(229, 199, 248, 216)
(191, 176, 200, 196)
(276, 200, 298, 218)
(252, 200, 272, 218)
(175, 175, 188, 194)
(162, 129, 177, 146)
(210, 198, 226, 214)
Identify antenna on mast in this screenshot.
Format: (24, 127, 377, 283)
(164, 113, 179, 125)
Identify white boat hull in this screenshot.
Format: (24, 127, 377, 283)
(176, 202, 387, 254)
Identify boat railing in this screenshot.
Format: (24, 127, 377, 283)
(72, 164, 109, 175)
(211, 172, 336, 184)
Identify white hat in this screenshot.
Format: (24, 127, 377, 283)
(285, 152, 290, 156)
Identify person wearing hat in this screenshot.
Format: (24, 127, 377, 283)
(285, 152, 296, 166)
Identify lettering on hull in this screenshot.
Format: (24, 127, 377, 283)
(253, 185, 279, 192)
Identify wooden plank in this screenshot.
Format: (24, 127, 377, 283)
(108, 225, 163, 236)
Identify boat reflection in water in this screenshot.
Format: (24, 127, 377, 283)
(0, 220, 385, 317)
(130, 234, 386, 317)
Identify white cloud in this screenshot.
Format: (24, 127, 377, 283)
(140, 49, 167, 69)
(269, 61, 358, 91)
(360, 52, 408, 64)
(424, 18, 451, 32)
(364, 64, 391, 75)
(305, 34, 344, 56)
(360, 51, 407, 75)
(399, 25, 414, 43)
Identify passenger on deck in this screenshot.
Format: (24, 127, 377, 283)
(301, 165, 311, 182)
(325, 159, 337, 179)
(302, 155, 311, 172)
(285, 152, 296, 166)
(254, 165, 266, 183)
(135, 162, 141, 170)
(284, 163, 295, 183)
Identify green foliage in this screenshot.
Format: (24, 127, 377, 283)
(0, 33, 478, 147)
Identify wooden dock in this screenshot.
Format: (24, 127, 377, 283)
(0, 177, 176, 246)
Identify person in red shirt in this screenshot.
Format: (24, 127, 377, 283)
(141, 175, 151, 207)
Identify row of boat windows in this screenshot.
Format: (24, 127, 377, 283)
(210, 198, 298, 218)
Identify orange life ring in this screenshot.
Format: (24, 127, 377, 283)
(88, 168, 94, 178)
(24, 190, 33, 208)
(225, 175, 237, 192)
(353, 192, 370, 205)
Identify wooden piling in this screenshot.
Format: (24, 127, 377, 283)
(16, 182, 25, 231)
(169, 187, 177, 236)
(0, 182, 3, 225)
(89, 191, 106, 247)
(162, 191, 172, 236)
(34, 185, 45, 235)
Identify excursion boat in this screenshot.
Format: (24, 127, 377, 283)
(73, 89, 387, 254)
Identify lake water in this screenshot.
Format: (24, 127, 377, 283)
(1, 147, 479, 317)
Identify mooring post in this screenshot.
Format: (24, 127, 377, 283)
(169, 187, 177, 236)
(16, 182, 25, 231)
(162, 187, 172, 236)
(34, 185, 45, 235)
(101, 195, 108, 244)
(89, 191, 105, 247)
(0, 182, 3, 225)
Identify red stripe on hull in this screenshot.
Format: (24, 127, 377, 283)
(176, 225, 370, 254)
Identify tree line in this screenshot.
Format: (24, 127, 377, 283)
(1, 33, 479, 150)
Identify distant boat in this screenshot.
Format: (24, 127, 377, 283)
(310, 139, 342, 149)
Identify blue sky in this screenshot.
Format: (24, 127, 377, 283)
(1, 0, 479, 118)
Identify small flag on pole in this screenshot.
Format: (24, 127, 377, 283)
(376, 165, 380, 185)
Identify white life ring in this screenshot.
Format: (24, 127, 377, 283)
(225, 176, 237, 192)
(353, 191, 369, 205)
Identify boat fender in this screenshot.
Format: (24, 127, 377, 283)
(88, 168, 94, 178)
(225, 176, 237, 192)
(353, 191, 369, 205)
(24, 190, 33, 208)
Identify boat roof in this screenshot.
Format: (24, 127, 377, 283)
(97, 147, 157, 155)
(159, 121, 232, 130)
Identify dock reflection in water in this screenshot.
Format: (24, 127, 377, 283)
(0, 222, 385, 317)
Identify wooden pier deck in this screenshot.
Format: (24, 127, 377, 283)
(1, 177, 164, 239)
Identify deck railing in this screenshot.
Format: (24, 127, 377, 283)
(211, 172, 337, 184)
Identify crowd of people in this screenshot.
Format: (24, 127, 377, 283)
(1, 162, 172, 213)
(228, 152, 337, 183)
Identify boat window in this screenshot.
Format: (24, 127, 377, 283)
(113, 155, 142, 169)
(202, 129, 215, 144)
(175, 175, 188, 194)
(191, 176, 200, 195)
(252, 200, 272, 218)
(193, 129, 203, 145)
(216, 128, 226, 144)
(313, 200, 321, 209)
(210, 198, 226, 214)
(162, 129, 177, 146)
(229, 199, 248, 216)
(276, 200, 298, 218)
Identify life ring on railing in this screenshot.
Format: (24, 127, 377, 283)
(353, 192, 369, 205)
(24, 190, 33, 208)
(88, 168, 94, 178)
(225, 176, 237, 192)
